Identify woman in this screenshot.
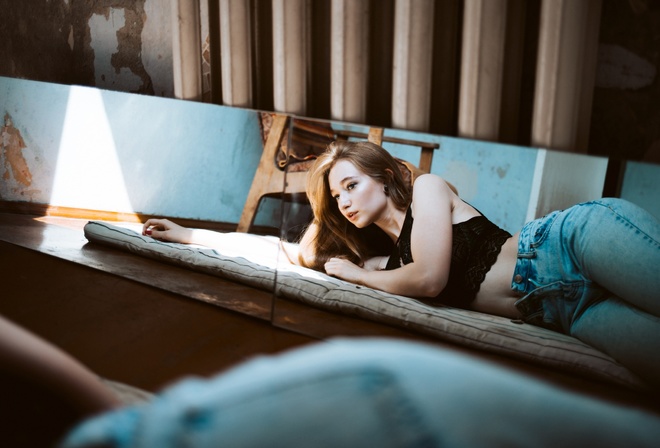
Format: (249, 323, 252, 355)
(298, 140, 518, 317)
(144, 140, 660, 387)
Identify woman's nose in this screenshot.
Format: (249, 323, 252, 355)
(339, 195, 350, 208)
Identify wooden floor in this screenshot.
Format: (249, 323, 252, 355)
(1, 212, 659, 413)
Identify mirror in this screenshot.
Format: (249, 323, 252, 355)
(271, 114, 660, 338)
(4, 74, 658, 340)
(0, 75, 284, 325)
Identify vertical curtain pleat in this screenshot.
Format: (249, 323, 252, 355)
(272, 0, 309, 115)
(458, 0, 508, 141)
(532, 0, 602, 152)
(172, 0, 203, 101)
(219, 0, 253, 107)
(391, 0, 435, 132)
(330, 0, 369, 123)
(173, 0, 601, 153)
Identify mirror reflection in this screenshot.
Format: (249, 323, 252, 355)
(3, 73, 659, 395)
(0, 76, 289, 325)
(273, 118, 660, 368)
(277, 117, 660, 249)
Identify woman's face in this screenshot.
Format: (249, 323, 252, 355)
(328, 159, 389, 228)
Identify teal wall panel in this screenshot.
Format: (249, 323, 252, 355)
(0, 76, 264, 223)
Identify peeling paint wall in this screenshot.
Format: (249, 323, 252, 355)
(70, 0, 170, 96)
(0, 0, 194, 99)
(0, 76, 263, 223)
(0, 1, 73, 84)
(2, 114, 33, 189)
(143, 0, 175, 97)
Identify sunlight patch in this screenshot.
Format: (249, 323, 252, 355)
(51, 86, 134, 213)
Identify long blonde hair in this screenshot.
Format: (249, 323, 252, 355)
(301, 140, 412, 271)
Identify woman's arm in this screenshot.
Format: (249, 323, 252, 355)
(325, 174, 454, 298)
(142, 219, 194, 243)
(142, 219, 235, 249)
(142, 218, 298, 265)
(0, 315, 120, 415)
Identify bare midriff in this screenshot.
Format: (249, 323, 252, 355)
(470, 232, 523, 319)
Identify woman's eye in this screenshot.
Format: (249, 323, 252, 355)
(347, 182, 356, 190)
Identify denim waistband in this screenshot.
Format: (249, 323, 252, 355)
(511, 210, 562, 321)
(511, 219, 538, 296)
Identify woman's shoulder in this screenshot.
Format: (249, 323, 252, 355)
(409, 174, 455, 217)
(412, 174, 457, 197)
(411, 174, 472, 222)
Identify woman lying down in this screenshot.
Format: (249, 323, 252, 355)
(143, 140, 660, 389)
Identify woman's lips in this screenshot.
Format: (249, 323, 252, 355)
(347, 211, 358, 221)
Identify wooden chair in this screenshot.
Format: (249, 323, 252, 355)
(237, 114, 440, 233)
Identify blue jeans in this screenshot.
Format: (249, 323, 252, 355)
(61, 338, 660, 448)
(512, 198, 660, 387)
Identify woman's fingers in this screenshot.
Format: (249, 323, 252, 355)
(142, 219, 193, 244)
(142, 219, 171, 236)
(325, 258, 356, 278)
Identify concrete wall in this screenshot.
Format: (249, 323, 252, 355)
(0, 76, 263, 224)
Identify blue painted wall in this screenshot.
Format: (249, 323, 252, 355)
(1, 76, 264, 223)
(620, 161, 660, 219)
(4, 76, 655, 232)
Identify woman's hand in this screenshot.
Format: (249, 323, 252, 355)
(324, 257, 366, 284)
(362, 256, 389, 272)
(142, 219, 193, 244)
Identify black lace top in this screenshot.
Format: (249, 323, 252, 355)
(384, 207, 511, 309)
